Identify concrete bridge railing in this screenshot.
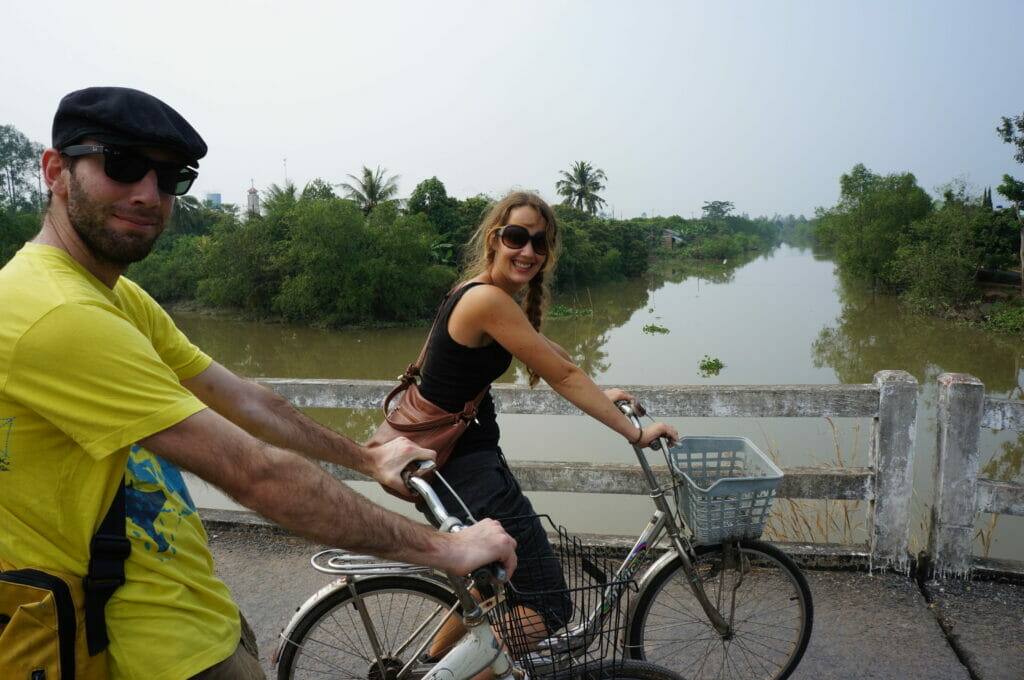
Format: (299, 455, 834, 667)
(256, 369, 1024, 578)
(928, 374, 1024, 577)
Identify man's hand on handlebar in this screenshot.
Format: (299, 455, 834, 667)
(441, 519, 518, 582)
(364, 436, 436, 499)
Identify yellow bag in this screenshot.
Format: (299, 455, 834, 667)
(0, 568, 110, 679)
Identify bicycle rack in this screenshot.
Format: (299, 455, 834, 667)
(310, 548, 436, 576)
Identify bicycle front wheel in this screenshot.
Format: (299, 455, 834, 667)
(277, 575, 458, 680)
(573, 659, 686, 680)
(627, 540, 813, 680)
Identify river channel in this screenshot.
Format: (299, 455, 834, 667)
(171, 244, 1024, 561)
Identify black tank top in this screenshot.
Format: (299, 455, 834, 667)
(418, 282, 513, 456)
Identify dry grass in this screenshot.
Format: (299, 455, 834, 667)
(974, 513, 1000, 557)
(762, 418, 867, 545)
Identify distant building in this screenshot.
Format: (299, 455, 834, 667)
(205, 192, 222, 206)
(247, 186, 260, 217)
(662, 229, 684, 248)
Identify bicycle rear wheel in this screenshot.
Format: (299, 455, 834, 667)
(276, 575, 458, 680)
(626, 540, 813, 680)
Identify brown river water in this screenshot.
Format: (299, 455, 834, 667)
(170, 245, 1024, 561)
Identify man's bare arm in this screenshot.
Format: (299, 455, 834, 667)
(181, 361, 431, 493)
(139, 408, 516, 576)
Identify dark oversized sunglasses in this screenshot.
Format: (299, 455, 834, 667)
(499, 224, 549, 256)
(60, 144, 198, 196)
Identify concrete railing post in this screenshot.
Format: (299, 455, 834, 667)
(869, 370, 918, 572)
(928, 373, 985, 578)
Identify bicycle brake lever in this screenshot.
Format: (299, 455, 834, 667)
(615, 399, 646, 417)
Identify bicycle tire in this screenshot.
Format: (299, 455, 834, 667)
(276, 575, 458, 680)
(572, 659, 686, 680)
(626, 539, 813, 680)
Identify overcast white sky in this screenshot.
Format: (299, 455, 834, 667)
(4, 0, 1021, 219)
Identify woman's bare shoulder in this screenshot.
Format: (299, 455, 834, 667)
(452, 282, 522, 324)
(457, 281, 513, 306)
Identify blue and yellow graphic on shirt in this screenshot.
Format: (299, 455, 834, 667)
(126, 444, 197, 559)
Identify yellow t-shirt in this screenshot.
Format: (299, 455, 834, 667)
(0, 244, 240, 679)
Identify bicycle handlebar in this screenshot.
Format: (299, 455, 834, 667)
(402, 460, 508, 584)
(617, 399, 675, 456)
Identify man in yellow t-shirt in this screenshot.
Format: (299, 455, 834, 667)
(0, 87, 517, 680)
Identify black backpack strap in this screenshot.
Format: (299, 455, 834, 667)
(84, 476, 131, 656)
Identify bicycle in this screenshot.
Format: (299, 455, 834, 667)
(273, 455, 683, 680)
(274, 401, 813, 680)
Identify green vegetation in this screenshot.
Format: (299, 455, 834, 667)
(0, 125, 790, 328)
(642, 324, 669, 334)
(812, 159, 1022, 328)
(340, 165, 400, 216)
(810, 113, 1024, 329)
(1, 124, 44, 212)
(647, 200, 782, 264)
(548, 305, 593, 318)
(982, 303, 1024, 334)
(698, 355, 725, 377)
(555, 161, 607, 215)
(1, 124, 45, 260)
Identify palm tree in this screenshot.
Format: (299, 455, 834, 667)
(555, 161, 608, 215)
(262, 182, 299, 215)
(339, 166, 400, 216)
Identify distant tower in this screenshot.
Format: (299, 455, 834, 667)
(247, 181, 260, 217)
(205, 192, 222, 207)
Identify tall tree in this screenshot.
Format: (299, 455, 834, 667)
(702, 200, 735, 220)
(813, 163, 932, 291)
(996, 112, 1024, 292)
(555, 161, 608, 215)
(263, 182, 299, 210)
(339, 165, 400, 216)
(301, 178, 337, 202)
(997, 113, 1024, 164)
(1, 124, 45, 212)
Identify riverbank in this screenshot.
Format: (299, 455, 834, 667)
(206, 525, 1024, 680)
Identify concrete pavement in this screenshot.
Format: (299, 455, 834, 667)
(204, 524, 1024, 680)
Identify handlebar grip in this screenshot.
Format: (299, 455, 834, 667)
(401, 460, 437, 494)
(615, 399, 647, 417)
(471, 562, 507, 586)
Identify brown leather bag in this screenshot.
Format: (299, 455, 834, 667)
(367, 293, 487, 498)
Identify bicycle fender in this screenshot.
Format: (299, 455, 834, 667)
(271, 576, 350, 666)
(627, 549, 681, 624)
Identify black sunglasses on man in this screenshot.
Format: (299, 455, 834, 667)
(60, 144, 198, 196)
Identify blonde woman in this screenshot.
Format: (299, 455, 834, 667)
(414, 191, 679, 651)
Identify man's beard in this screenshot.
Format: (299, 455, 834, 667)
(66, 173, 165, 267)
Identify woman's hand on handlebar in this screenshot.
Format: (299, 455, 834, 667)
(441, 518, 518, 582)
(637, 421, 679, 449)
(604, 388, 635, 404)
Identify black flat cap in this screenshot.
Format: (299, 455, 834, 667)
(52, 86, 207, 166)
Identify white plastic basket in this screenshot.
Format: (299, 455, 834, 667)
(668, 436, 783, 544)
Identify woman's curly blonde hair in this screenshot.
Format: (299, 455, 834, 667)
(460, 191, 560, 386)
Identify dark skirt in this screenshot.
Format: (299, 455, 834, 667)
(419, 447, 573, 633)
